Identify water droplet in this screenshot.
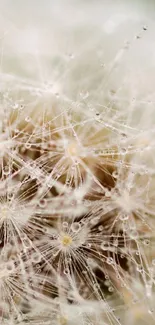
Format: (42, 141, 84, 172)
(105, 190, 111, 198)
(3, 166, 10, 175)
(64, 268, 69, 275)
(143, 239, 150, 246)
(71, 222, 81, 232)
(25, 143, 31, 149)
(93, 283, 99, 290)
(112, 171, 118, 179)
(19, 104, 24, 110)
(108, 286, 114, 292)
(6, 262, 15, 273)
(62, 222, 68, 229)
(101, 241, 109, 251)
(148, 309, 154, 314)
(25, 116, 31, 122)
(23, 238, 32, 248)
(143, 25, 148, 31)
(106, 257, 114, 265)
(119, 213, 129, 221)
(137, 265, 143, 273)
(39, 199, 47, 208)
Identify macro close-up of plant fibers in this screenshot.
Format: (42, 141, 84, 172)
(0, 0, 155, 324)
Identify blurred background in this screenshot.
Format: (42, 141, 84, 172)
(0, 0, 155, 112)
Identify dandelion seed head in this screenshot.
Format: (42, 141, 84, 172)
(61, 234, 72, 247)
(115, 189, 136, 214)
(66, 141, 81, 158)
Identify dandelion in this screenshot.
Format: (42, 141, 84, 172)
(0, 0, 155, 324)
